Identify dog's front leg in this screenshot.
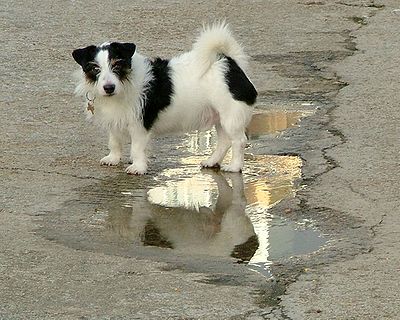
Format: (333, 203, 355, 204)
(126, 127, 150, 175)
(100, 130, 123, 166)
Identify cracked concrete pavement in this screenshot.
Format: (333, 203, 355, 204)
(280, 1, 400, 318)
(1, 0, 399, 319)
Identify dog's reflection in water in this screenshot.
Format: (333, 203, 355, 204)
(105, 172, 258, 260)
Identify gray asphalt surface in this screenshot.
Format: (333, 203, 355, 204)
(1, 0, 399, 319)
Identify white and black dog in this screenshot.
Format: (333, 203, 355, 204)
(72, 23, 257, 175)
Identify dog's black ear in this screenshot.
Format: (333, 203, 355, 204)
(110, 42, 136, 60)
(72, 45, 97, 67)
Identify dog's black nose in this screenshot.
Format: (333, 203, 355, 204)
(103, 84, 115, 95)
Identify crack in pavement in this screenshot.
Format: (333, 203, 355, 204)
(0, 166, 105, 181)
(252, 3, 385, 314)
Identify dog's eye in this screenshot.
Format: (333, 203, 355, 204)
(83, 64, 101, 82)
(91, 66, 101, 74)
(86, 64, 100, 76)
(110, 61, 131, 80)
(112, 63, 124, 72)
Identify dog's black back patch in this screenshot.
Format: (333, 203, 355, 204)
(224, 56, 257, 105)
(142, 58, 173, 130)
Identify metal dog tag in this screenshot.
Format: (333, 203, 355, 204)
(87, 100, 95, 114)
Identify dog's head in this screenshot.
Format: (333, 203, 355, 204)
(72, 42, 136, 97)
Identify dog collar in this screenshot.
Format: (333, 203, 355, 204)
(85, 92, 95, 114)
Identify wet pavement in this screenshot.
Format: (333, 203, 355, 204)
(39, 110, 326, 279)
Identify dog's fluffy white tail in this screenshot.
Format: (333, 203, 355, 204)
(192, 22, 248, 75)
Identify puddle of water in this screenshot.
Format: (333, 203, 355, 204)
(247, 111, 305, 139)
(185, 109, 311, 156)
(43, 109, 325, 277)
(144, 153, 325, 276)
(146, 109, 323, 276)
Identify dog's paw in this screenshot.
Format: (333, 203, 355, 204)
(100, 154, 121, 166)
(125, 163, 147, 175)
(220, 164, 242, 173)
(201, 160, 220, 169)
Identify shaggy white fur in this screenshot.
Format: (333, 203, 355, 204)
(73, 22, 256, 174)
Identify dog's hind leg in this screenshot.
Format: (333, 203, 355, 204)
(126, 127, 150, 175)
(100, 130, 123, 166)
(218, 102, 251, 173)
(201, 123, 231, 169)
(221, 132, 247, 173)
